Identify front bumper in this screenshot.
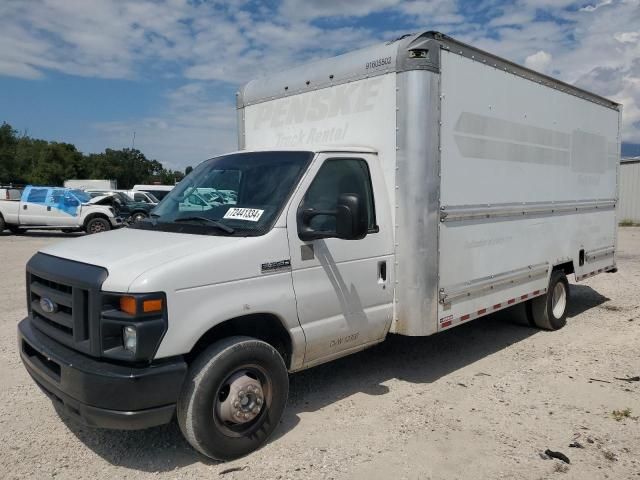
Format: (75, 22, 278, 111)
(18, 316, 187, 430)
(110, 216, 124, 227)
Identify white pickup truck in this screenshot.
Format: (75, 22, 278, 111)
(18, 31, 620, 461)
(0, 185, 123, 234)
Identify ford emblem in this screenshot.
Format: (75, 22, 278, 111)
(39, 297, 58, 314)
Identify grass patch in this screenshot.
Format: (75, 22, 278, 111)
(619, 220, 637, 227)
(612, 408, 632, 421)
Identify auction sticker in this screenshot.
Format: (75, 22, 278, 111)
(223, 208, 264, 222)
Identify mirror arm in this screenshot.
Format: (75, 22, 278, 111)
(301, 208, 336, 222)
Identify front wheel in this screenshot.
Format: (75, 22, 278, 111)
(177, 336, 289, 461)
(132, 212, 147, 223)
(85, 217, 111, 234)
(526, 270, 570, 330)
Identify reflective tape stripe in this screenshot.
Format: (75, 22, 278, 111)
(439, 288, 547, 330)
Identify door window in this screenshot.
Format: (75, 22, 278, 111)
(26, 188, 48, 203)
(301, 158, 376, 232)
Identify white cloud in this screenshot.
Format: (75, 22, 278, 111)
(1, 0, 640, 164)
(615, 31, 640, 43)
(524, 50, 552, 73)
(279, 0, 399, 20)
(94, 83, 238, 170)
(580, 0, 613, 12)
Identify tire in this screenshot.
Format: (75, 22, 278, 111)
(0, 215, 5, 231)
(85, 217, 111, 234)
(132, 212, 147, 223)
(526, 270, 570, 330)
(177, 336, 289, 461)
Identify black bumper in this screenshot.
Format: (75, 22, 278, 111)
(18, 316, 187, 430)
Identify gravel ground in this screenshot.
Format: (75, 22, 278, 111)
(1, 229, 639, 480)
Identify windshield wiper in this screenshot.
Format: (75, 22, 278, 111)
(174, 216, 235, 234)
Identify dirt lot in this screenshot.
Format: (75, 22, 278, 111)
(0, 229, 639, 480)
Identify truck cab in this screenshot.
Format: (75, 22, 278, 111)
(18, 147, 392, 459)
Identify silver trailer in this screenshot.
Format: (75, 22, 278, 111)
(238, 31, 620, 338)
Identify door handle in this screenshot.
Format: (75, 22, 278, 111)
(23, 205, 27, 210)
(47, 206, 51, 211)
(378, 260, 387, 284)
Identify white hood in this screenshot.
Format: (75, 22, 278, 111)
(39, 228, 240, 291)
(87, 195, 109, 204)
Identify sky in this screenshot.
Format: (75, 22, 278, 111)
(1, 0, 639, 170)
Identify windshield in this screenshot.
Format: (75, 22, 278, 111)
(71, 189, 92, 203)
(131, 151, 313, 236)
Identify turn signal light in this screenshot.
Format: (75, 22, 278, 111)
(143, 299, 163, 313)
(119, 296, 163, 315)
(120, 296, 137, 315)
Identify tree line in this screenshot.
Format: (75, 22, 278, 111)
(0, 122, 189, 189)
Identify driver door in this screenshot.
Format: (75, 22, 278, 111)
(286, 153, 394, 367)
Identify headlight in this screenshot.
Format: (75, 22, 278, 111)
(101, 293, 167, 362)
(123, 325, 137, 352)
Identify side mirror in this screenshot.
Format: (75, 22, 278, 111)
(298, 193, 368, 241)
(335, 193, 368, 240)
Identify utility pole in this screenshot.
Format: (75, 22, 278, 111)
(131, 131, 136, 150)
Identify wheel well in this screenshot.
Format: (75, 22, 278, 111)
(83, 213, 109, 227)
(186, 314, 293, 369)
(553, 261, 574, 277)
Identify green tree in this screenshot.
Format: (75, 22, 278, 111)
(0, 122, 18, 184)
(0, 122, 178, 188)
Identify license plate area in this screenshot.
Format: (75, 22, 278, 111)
(23, 340, 61, 382)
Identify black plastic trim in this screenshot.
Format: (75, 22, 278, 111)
(19, 316, 186, 429)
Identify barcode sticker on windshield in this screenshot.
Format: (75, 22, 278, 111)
(223, 208, 264, 222)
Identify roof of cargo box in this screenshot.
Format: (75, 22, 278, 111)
(238, 31, 620, 111)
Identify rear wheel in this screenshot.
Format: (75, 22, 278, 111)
(85, 217, 110, 234)
(132, 212, 147, 223)
(0, 216, 5, 232)
(177, 336, 289, 461)
(526, 270, 570, 330)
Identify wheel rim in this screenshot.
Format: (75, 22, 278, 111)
(213, 365, 271, 437)
(133, 214, 145, 222)
(551, 281, 567, 319)
(90, 222, 106, 233)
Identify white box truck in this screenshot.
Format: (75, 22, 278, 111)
(18, 32, 620, 460)
(64, 179, 117, 190)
